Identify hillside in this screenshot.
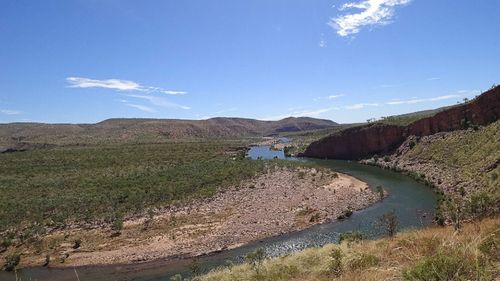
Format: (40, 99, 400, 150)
(199, 217, 499, 281)
(301, 85, 500, 160)
(0, 117, 337, 151)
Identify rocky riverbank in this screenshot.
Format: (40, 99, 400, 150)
(361, 123, 499, 199)
(11, 167, 378, 268)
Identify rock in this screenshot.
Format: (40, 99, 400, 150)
(301, 87, 500, 160)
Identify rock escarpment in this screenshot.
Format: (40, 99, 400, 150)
(301, 86, 500, 160)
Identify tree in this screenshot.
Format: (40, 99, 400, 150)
(246, 248, 266, 275)
(376, 185, 384, 200)
(377, 209, 399, 238)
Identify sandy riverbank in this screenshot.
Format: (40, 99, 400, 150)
(12, 167, 379, 268)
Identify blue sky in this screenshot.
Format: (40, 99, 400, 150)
(1, 0, 499, 124)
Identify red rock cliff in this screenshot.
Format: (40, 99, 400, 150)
(301, 86, 500, 160)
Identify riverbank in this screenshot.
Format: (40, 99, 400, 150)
(361, 122, 499, 198)
(200, 216, 500, 281)
(6, 166, 378, 269)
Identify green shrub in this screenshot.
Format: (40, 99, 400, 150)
(403, 249, 488, 281)
(327, 248, 343, 277)
(3, 254, 20, 272)
(347, 253, 380, 270)
(72, 238, 82, 249)
(375, 185, 384, 200)
(377, 209, 398, 238)
(478, 229, 499, 261)
(467, 192, 497, 218)
(339, 231, 363, 245)
(246, 248, 266, 268)
(337, 209, 353, 220)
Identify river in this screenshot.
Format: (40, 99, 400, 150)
(1, 146, 437, 281)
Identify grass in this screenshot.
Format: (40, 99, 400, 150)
(403, 120, 500, 197)
(0, 140, 304, 240)
(198, 217, 500, 281)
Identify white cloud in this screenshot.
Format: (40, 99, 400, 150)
(66, 77, 187, 95)
(427, 77, 441, 81)
(161, 90, 187, 95)
(329, 0, 411, 37)
(67, 77, 141, 91)
(345, 103, 379, 110)
(127, 94, 191, 110)
(0, 109, 22, 115)
(125, 103, 156, 113)
(386, 94, 461, 105)
(314, 94, 346, 101)
(328, 94, 345, 99)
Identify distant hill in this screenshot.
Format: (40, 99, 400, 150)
(0, 117, 338, 150)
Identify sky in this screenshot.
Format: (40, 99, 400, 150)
(1, 0, 499, 124)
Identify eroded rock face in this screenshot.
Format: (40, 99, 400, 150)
(302, 86, 500, 160)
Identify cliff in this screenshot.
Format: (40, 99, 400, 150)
(301, 86, 500, 160)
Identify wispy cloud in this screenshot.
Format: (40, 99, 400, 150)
(328, 94, 345, 99)
(427, 77, 441, 81)
(318, 33, 327, 48)
(329, 0, 411, 37)
(314, 94, 346, 101)
(0, 109, 23, 115)
(345, 103, 379, 110)
(125, 103, 156, 113)
(386, 94, 462, 105)
(66, 77, 187, 95)
(127, 94, 191, 110)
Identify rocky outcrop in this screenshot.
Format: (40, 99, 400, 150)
(301, 86, 500, 160)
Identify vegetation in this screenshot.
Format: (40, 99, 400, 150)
(337, 208, 353, 220)
(377, 106, 452, 126)
(377, 210, 399, 238)
(404, 120, 500, 222)
(3, 254, 20, 272)
(0, 141, 304, 241)
(338, 231, 363, 246)
(406, 121, 499, 198)
(199, 218, 500, 281)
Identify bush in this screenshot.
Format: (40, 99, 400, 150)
(246, 248, 266, 268)
(3, 254, 20, 272)
(467, 192, 497, 218)
(347, 253, 379, 270)
(403, 249, 488, 281)
(377, 209, 398, 238)
(375, 185, 384, 200)
(327, 248, 343, 277)
(338, 231, 363, 245)
(72, 238, 82, 249)
(478, 229, 499, 261)
(309, 213, 320, 223)
(337, 209, 353, 220)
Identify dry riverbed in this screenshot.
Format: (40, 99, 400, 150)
(9, 166, 379, 268)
